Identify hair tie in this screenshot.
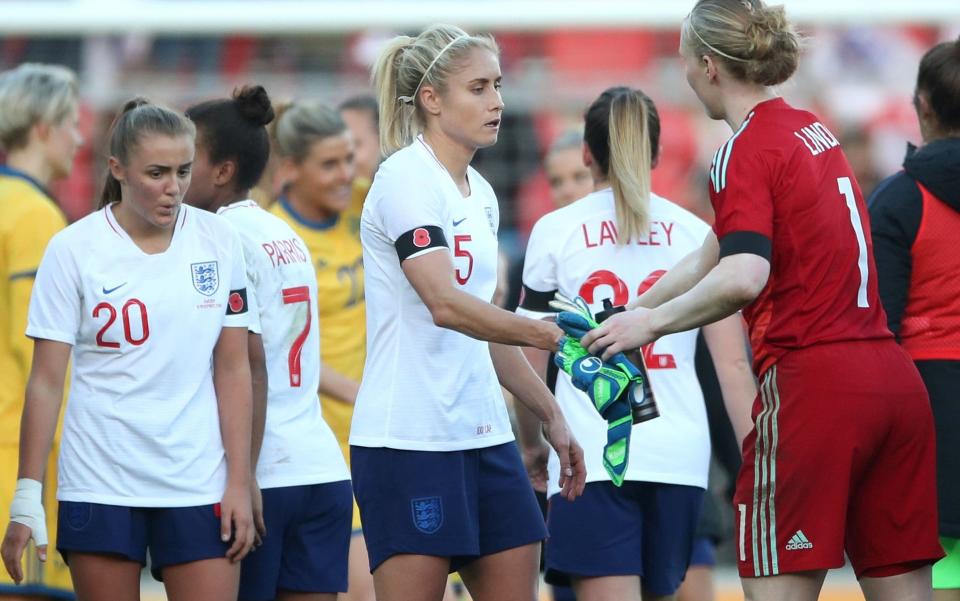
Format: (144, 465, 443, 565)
(689, 22, 750, 63)
(397, 35, 469, 105)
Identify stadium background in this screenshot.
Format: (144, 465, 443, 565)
(2, 1, 958, 599)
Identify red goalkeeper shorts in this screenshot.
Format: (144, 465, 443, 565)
(735, 339, 943, 578)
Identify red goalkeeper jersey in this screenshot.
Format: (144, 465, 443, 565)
(708, 98, 891, 375)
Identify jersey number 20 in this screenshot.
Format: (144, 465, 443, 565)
(93, 299, 149, 348)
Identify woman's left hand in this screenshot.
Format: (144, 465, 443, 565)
(581, 307, 659, 360)
(220, 481, 255, 563)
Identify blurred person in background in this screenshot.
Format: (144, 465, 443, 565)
(543, 131, 593, 210)
(0, 63, 80, 601)
(339, 95, 381, 185)
(267, 101, 373, 601)
(584, 1, 943, 599)
(868, 35, 960, 601)
(185, 85, 353, 601)
(839, 127, 882, 200)
(518, 85, 754, 601)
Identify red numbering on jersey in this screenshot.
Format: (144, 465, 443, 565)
(413, 228, 431, 248)
(454, 234, 473, 285)
(578, 269, 676, 369)
(229, 292, 245, 313)
(93, 299, 150, 348)
(281, 286, 311, 388)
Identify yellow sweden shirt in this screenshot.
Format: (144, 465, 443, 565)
(269, 179, 368, 459)
(0, 166, 72, 593)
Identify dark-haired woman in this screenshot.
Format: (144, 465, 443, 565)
(518, 86, 755, 601)
(0, 99, 255, 601)
(869, 36, 960, 601)
(185, 86, 352, 601)
(583, 1, 943, 599)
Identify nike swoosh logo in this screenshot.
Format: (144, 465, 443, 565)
(102, 283, 127, 294)
(453, 217, 467, 226)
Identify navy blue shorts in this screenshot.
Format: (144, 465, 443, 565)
(545, 481, 703, 596)
(351, 442, 547, 573)
(57, 501, 228, 580)
(239, 481, 352, 601)
(689, 536, 716, 567)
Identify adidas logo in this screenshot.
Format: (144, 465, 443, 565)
(785, 530, 813, 551)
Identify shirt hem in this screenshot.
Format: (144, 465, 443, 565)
(57, 491, 223, 507)
(257, 473, 351, 490)
(349, 432, 515, 452)
(25, 327, 75, 345)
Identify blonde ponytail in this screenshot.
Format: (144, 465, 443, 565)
(607, 92, 652, 246)
(372, 35, 416, 156)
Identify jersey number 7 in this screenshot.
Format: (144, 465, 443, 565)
(282, 286, 311, 387)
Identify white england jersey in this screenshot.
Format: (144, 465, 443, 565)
(217, 200, 348, 489)
(350, 136, 513, 451)
(518, 188, 712, 497)
(27, 204, 248, 507)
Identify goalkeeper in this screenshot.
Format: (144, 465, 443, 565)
(515, 86, 755, 601)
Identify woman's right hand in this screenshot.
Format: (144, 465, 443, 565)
(541, 417, 586, 501)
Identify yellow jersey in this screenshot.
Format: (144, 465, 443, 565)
(269, 178, 369, 457)
(0, 165, 72, 593)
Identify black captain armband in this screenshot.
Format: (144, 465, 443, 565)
(395, 226, 448, 263)
(719, 231, 772, 261)
(226, 288, 248, 316)
(518, 285, 558, 313)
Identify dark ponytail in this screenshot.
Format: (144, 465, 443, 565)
(99, 98, 196, 208)
(186, 85, 275, 192)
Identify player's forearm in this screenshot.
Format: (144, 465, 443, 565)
(649, 255, 766, 339)
(490, 343, 562, 425)
(629, 233, 719, 310)
(318, 364, 360, 405)
(214, 331, 253, 487)
(432, 289, 562, 351)
(702, 315, 756, 448)
(17, 341, 69, 482)
(248, 334, 268, 469)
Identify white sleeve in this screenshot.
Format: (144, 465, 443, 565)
(26, 234, 82, 345)
(377, 173, 447, 243)
(223, 227, 251, 329)
(517, 215, 559, 320)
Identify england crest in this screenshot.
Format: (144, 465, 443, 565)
(191, 261, 220, 296)
(411, 496, 443, 534)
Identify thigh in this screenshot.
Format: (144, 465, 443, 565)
(278, 481, 352, 595)
(239, 487, 287, 601)
(371, 554, 450, 601)
(163, 557, 239, 601)
(740, 570, 827, 601)
(544, 482, 642, 586)
(572, 575, 641, 601)
(459, 543, 540, 601)
(474, 443, 546, 559)
(735, 360, 851, 579)
(846, 345, 942, 577)
(639, 483, 703, 597)
(350, 446, 480, 572)
(67, 553, 141, 601)
(56, 502, 148, 566)
(345, 533, 376, 601)
(148, 504, 230, 580)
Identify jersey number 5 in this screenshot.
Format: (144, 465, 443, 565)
(579, 269, 676, 369)
(282, 286, 311, 387)
(454, 234, 473, 285)
(93, 299, 150, 348)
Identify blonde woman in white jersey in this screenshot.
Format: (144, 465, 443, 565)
(0, 99, 256, 600)
(350, 24, 586, 601)
(518, 87, 756, 601)
(184, 86, 352, 601)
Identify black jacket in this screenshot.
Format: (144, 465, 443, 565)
(867, 137, 960, 336)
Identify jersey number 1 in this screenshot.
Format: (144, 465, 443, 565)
(282, 286, 311, 387)
(838, 176, 870, 308)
